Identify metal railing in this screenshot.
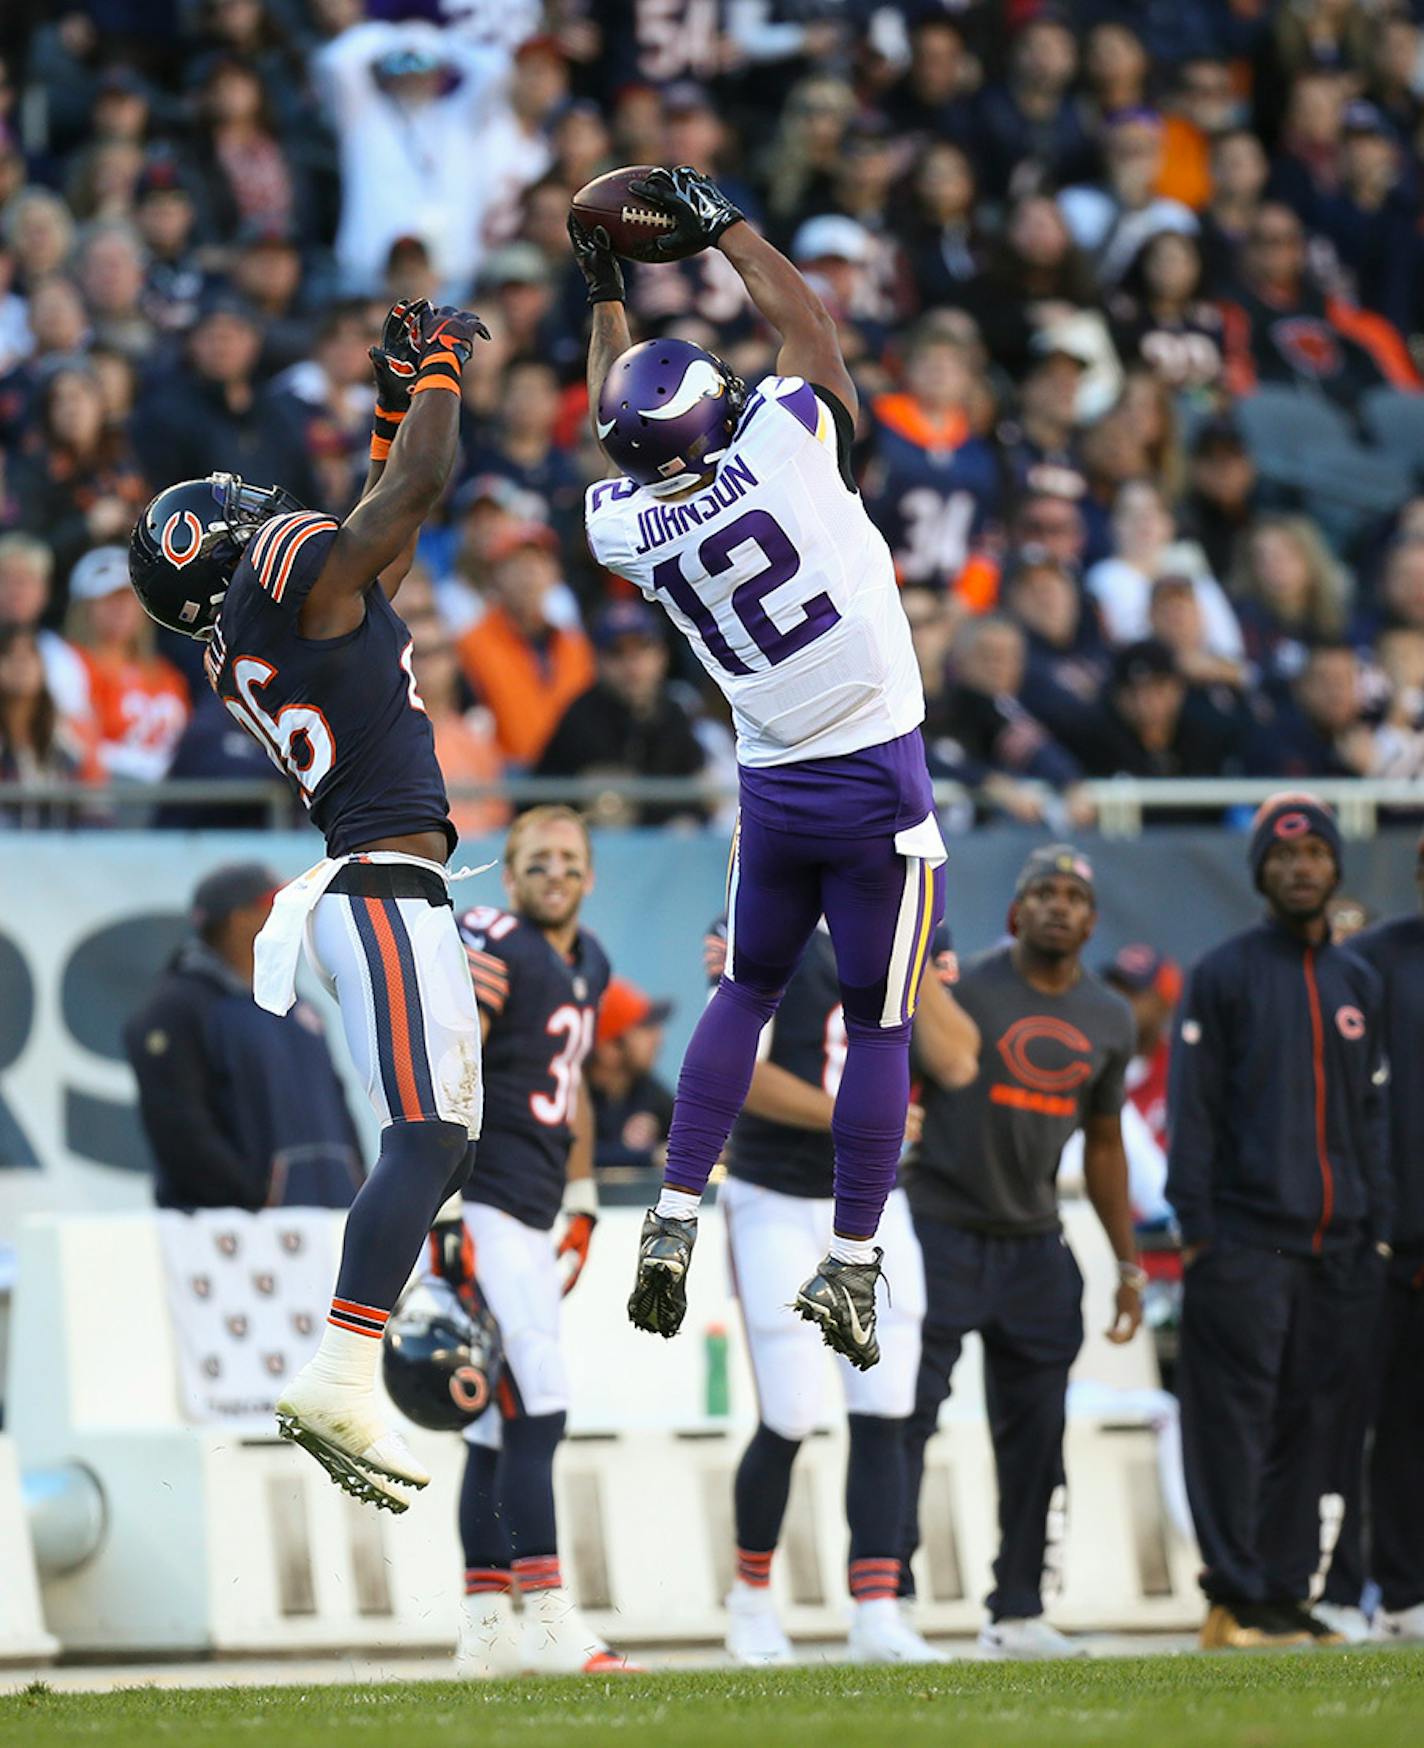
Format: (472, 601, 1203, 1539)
(0, 774, 1420, 836)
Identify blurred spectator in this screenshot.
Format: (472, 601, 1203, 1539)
(314, 18, 505, 294)
(456, 522, 593, 766)
(1376, 535, 1424, 635)
(1247, 642, 1376, 778)
(1061, 637, 1245, 779)
(997, 327, 1092, 504)
(1306, 102, 1417, 336)
(134, 156, 205, 338)
(124, 862, 363, 1211)
(0, 624, 100, 827)
(1059, 109, 1197, 291)
(536, 600, 708, 828)
(934, 614, 1088, 811)
(1158, 57, 1240, 212)
(191, 54, 305, 243)
(463, 353, 581, 537)
(1083, 23, 1149, 123)
(401, 565, 507, 841)
(1003, 547, 1110, 731)
(1178, 420, 1260, 582)
(65, 544, 189, 784)
(76, 220, 156, 362)
(1220, 201, 1420, 404)
(10, 362, 147, 596)
(1086, 480, 1244, 660)
(478, 36, 569, 246)
(1231, 515, 1350, 698)
(5, 188, 77, 290)
(1148, 575, 1248, 694)
(1197, 126, 1270, 294)
(133, 297, 319, 507)
(0, 534, 89, 716)
(588, 977, 675, 1178)
(758, 74, 856, 244)
(897, 142, 982, 314)
(970, 11, 1095, 204)
(230, 225, 312, 376)
(0, 277, 90, 448)
(1266, 69, 1348, 218)
(862, 326, 1000, 591)
(970, 194, 1097, 381)
(1109, 230, 1225, 394)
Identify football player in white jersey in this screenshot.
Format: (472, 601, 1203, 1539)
(572, 167, 947, 1368)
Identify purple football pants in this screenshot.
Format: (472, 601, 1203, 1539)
(664, 813, 945, 1239)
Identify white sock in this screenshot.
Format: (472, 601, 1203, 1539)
(830, 1234, 877, 1266)
(305, 1321, 380, 1390)
(655, 1187, 701, 1223)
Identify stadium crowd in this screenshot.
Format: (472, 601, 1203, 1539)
(5, 0, 1424, 829)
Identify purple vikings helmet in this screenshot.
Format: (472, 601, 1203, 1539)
(596, 338, 746, 494)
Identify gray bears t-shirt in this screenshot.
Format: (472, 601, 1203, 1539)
(905, 939, 1135, 1234)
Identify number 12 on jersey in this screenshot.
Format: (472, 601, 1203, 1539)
(650, 508, 839, 676)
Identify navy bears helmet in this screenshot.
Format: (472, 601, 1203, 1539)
(129, 472, 304, 640)
(381, 1279, 502, 1431)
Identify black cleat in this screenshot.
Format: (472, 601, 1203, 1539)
(1269, 1602, 1344, 1645)
(793, 1249, 883, 1370)
(627, 1210, 697, 1337)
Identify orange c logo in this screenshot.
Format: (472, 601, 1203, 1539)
(997, 1015, 1094, 1093)
(1336, 1006, 1365, 1040)
(160, 509, 203, 569)
(449, 1364, 489, 1415)
(1274, 811, 1311, 839)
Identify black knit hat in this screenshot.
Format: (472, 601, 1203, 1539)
(1248, 793, 1342, 890)
(1014, 843, 1096, 902)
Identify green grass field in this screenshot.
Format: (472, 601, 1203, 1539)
(5, 1651, 1424, 1748)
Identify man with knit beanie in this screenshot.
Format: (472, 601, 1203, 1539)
(1168, 793, 1392, 1650)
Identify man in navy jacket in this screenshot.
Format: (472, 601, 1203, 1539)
(125, 864, 364, 1211)
(1318, 835, 1424, 1644)
(1168, 794, 1391, 1650)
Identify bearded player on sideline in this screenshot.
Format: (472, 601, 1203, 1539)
(128, 299, 489, 1511)
(575, 169, 948, 1368)
(430, 807, 637, 1678)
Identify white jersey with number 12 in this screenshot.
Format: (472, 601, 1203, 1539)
(583, 375, 924, 767)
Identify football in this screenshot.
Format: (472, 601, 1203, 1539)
(570, 165, 701, 263)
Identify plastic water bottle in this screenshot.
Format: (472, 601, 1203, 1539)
(705, 1323, 729, 1419)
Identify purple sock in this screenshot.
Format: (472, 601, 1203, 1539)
(832, 1018, 912, 1237)
(663, 977, 779, 1194)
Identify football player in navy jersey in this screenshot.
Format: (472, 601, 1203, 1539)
(432, 806, 635, 1677)
(716, 917, 979, 1665)
(128, 299, 492, 1512)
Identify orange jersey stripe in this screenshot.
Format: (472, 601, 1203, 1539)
(363, 896, 424, 1120)
(269, 518, 337, 604)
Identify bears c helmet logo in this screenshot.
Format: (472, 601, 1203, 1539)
(160, 509, 203, 568)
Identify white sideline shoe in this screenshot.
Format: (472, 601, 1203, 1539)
(520, 1587, 643, 1675)
(724, 1581, 794, 1664)
(1311, 1603, 1375, 1644)
(456, 1591, 522, 1679)
(978, 1616, 1087, 1660)
(275, 1365, 429, 1513)
(847, 1597, 948, 1663)
(1374, 1602, 1424, 1644)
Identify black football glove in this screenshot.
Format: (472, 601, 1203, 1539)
(628, 164, 745, 257)
(368, 297, 426, 415)
(568, 212, 626, 306)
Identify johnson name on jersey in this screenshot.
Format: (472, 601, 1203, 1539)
(585, 375, 924, 768)
(206, 511, 454, 858)
(459, 905, 611, 1231)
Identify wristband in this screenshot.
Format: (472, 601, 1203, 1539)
(562, 1176, 599, 1220)
(410, 348, 464, 397)
(1118, 1260, 1148, 1292)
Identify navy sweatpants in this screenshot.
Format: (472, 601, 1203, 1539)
(900, 1219, 1084, 1621)
(1178, 1236, 1380, 1606)
(1323, 1245, 1424, 1614)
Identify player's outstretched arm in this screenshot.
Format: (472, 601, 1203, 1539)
(570, 215, 632, 439)
(631, 166, 857, 419)
(302, 305, 486, 637)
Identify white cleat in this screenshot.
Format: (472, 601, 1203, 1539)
(847, 1597, 948, 1663)
(519, 1587, 643, 1675)
(1374, 1602, 1424, 1644)
(978, 1616, 1087, 1660)
(456, 1590, 523, 1679)
(275, 1364, 430, 1514)
(724, 1580, 794, 1665)
(1312, 1603, 1375, 1644)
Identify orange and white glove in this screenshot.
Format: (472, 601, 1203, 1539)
(556, 1177, 599, 1297)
